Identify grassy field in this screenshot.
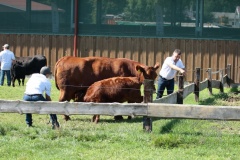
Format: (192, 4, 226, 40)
(0, 79, 239, 160)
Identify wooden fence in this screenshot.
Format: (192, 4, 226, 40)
(0, 34, 239, 83)
(0, 64, 239, 132)
(153, 65, 234, 104)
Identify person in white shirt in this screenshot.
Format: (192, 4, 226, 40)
(0, 44, 15, 86)
(23, 66, 60, 129)
(156, 49, 186, 99)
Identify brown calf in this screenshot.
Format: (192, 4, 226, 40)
(83, 64, 159, 123)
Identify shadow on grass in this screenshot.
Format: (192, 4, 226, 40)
(158, 119, 181, 134)
(198, 92, 234, 105)
(100, 116, 144, 123)
(68, 115, 144, 124)
(230, 86, 240, 94)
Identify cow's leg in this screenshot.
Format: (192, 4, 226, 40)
(91, 115, 100, 123)
(126, 99, 142, 120)
(114, 115, 124, 121)
(59, 88, 86, 121)
(62, 91, 85, 121)
(63, 115, 71, 121)
(127, 116, 132, 120)
(22, 78, 25, 86)
(12, 78, 16, 87)
(92, 115, 96, 122)
(17, 78, 21, 86)
(58, 90, 72, 121)
(94, 115, 100, 123)
(59, 89, 83, 121)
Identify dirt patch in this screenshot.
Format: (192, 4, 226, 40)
(227, 97, 239, 102)
(225, 92, 239, 102)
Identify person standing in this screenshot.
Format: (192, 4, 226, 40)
(156, 49, 186, 99)
(0, 44, 15, 86)
(23, 66, 60, 129)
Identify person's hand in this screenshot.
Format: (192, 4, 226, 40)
(179, 68, 184, 73)
(179, 69, 186, 76)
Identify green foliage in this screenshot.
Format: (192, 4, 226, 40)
(87, 0, 198, 23)
(153, 134, 184, 148)
(81, 0, 238, 24)
(102, 0, 127, 15)
(204, 0, 239, 12)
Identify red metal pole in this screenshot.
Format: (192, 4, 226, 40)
(73, 0, 78, 57)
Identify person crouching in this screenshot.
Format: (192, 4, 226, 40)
(23, 66, 60, 129)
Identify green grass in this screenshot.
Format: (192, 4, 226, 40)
(0, 79, 239, 160)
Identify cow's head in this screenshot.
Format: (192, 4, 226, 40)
(136, 63, 160, 92)
(11, 61, 26, 74)
(136, 62, 160, 81)
(12, 61, 23, 69)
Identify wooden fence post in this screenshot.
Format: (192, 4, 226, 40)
(194, 68, 200, 102)
(227, 64, 231, 87)
(207, 68, 212, 95)
(177, 74, 184, 104)
(219, 70, 224, 93)
(143, 79, 154, 132)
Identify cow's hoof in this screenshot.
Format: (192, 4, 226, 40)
(114, 115, 124, 121)
(64, 115, 71, 121)
(94, 119, 99, 124)
(92, 115, 96, 122)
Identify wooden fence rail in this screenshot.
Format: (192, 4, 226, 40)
(0, 100, 240, 120)
(0, 100, 239, 121)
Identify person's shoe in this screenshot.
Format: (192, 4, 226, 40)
(52, 122, 60, 130)
(27, 124, 33, 128)
(52, 125, 60, 130)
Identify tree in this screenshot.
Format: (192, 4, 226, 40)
(102, 0, 127, 15)
(205, 0, 239, 12)
(123, 0, 161, 21)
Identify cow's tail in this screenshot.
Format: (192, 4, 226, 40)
(54, 57, 65, 90)
(54, 68, 59, 90)
(55, 56, 70, 90)
(54, 61, 59, 90)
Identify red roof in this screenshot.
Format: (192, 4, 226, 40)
(0, 0, 54, 11)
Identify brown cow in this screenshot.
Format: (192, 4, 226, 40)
(54, 56, 160, 121)
(83, 64, 159, 123)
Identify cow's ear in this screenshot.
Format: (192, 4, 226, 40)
(154, 62, 160, 70)
(136, 65, 144, 73)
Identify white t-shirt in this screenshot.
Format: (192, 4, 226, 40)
(24, 73, 51, 96)
(0, 49, 15, 70)
(159, 57, 185, 80)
